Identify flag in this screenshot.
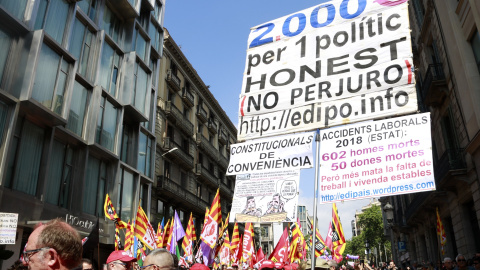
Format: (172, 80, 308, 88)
(236, 234, 243, 264)
(230, 222, 240, 251)
(192, 218, 197, 241)
(160, 219, 172, 248)
(269, 227, 289, 263)
(331, 243, 345, 263)
(183, 213, 195, 257)
(201, 241, 215, 266)
(436, 208, 447, 255)
(134, 205, 158, 250)
(123, 221, 133, 251)
(219, 212, 230, 238)
(242, 223, 255, 266)
(289, 222, 305, 262)
(168, 210, 186, 254)
(104, 194, 119, 221)
(309, 219, 327, 257)
(201, 189, 221, 248)
(115, 227, 122, 250)
(325, 222, 333, 250)
(254, 247, 265, 269)
(332, 203, 346, 255)
(156, 218, 164, 248)
(220, 229, 231, 265)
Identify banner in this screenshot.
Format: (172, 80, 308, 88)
(319, 112, 435, 203)
(230, 170, 299, 223)
(238, 0, 415, 140)
(227, 131, 314, 175)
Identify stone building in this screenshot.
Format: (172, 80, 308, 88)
(380, 0, 480, 265)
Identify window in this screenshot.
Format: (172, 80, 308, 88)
(148, 20, 161, 53)
(133, 27, 148, 62)
(164, 161, 170, 178)
(196, 182, 201, 197)
(45, 140, 74, 208)
(120, 169, 135, 221)
(34, 0, 70, 45)
(0, 28, 12, 84)
(96, 96, 118, 151)
(83, 156, 107, 215)
(133, 63, 149, 114)
(66, 81, 90, 136)
(150, 58, 157, 88)
(77, 0, 97, 21)
(471, 30, 480, 73)
(32, 43, 70, 115)
(6, 119, 45, 196)
(411, 0, 425, 27)
(138, 132, 152, 177)
(180, 172, 187, 187)
(100, 42, 121, 96)
(261, 226, 269, 238)
(157, 200, 164, 214)
(153, 0, 163, 24)
(140, 183, 149, 210)
(120, 124, 133, 164)
(70, 17, 95, 80)
(0, 100, 8, 145)
(0, 0, 27, 21)
(102, 5, 122, 45)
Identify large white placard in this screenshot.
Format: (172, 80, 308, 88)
(227, 131, 314, 175)
(230, 170, 300, 223)
(0, 213, 18, 244)
(318, 113, 435, 203)
(238, 0, 416, 141)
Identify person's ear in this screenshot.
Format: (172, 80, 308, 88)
(45, 248, 59, 267)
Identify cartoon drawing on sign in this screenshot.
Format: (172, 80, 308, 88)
(241, 196, 262, 217)
(265, 193, 285, 215)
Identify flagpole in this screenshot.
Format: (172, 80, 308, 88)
(311, 130, 321, 267)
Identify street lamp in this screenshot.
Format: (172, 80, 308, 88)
(383, 202, 394, 227)
(365, 239, 370, 262)
(162, 147, 178, 157)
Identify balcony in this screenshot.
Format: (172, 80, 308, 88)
(208, 119, 218, 134)
(421, 63, 447, 107)
(195, 164, 218, 187)
(157, 176, 209, 213)
(196, 106, 207, 123)
(219, 129, 228, 145)
(164, 101, 194, 136)
(196, 133, 218, 160)
(220, 181, 234, 198)
(434, 148, 466, 186)
(162, 137, 194, 169)
(218, 153, 229, 170)
(166, 69, 181, 92)
(182, 87, 194, 107)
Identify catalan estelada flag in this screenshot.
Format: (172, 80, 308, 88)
(134, 204, 157, 250)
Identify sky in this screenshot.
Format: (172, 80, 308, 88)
(163, 0, 373, 240)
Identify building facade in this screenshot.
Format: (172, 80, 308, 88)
(152, 28, 237, 236)
(0, 0, 165, 268)
(381, 0, 480, 265)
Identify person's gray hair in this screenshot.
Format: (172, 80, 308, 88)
(443, 258, 452, 263)
(147, 248, 175, 268)
(456, 254, 465, 261)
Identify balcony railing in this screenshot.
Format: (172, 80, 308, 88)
(219, 129, 228, 145)
(197, 106, 207, 122)
(196, 133, 218, 160)
(157, 176, 208, 210)
(208, 119, 218, 134)
(165, 101, 194, 136)
(163, 137, 193, 168)
(220, 181, 233, 198)
(421, 63, 446, 106)
(166, 69, 181, 91)
(434, 148, 466, 185)
(195, 164, 218, 186)
(218, 153, 229, 169)
(182, 87, 194, 107)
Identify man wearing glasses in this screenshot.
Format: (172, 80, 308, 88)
(141, 248, 175, 270)
(454, 255, 474, 270)
(23, 219, 82, 270)
(106, 251, 137, 270)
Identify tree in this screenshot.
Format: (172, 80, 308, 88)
(357, 205, 386, 249)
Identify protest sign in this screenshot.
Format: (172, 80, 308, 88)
(0, 213, 18, 244)
(227, 131, 314, 175)
(238, 0, 416, 141)
(230, 170, 300, 223)
(318, 112, 435, 203)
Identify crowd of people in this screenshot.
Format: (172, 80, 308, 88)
(7, 219, 480, 270)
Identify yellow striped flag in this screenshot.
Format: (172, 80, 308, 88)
(134, 205, 157, 250)
(210, 189, 222, 223)
(230, 221, 240, 252)
(161, 218, 172, 248)
(436, 208, 447, 254)
(115, 227, 121, 250)
(332, 203, 346, 255)
(182, 213, 195, 256)
(219, 212, 230, 238)
(124, 221, 133, 251)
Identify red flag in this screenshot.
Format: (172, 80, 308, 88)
(325, 222, 333, 250)
(436, 208, 446, 255)
(257, 247, 265, 264)
(269, 227, 289, 263)
(242, 223, 255, 265)
(220, 230, 231, 265)
(235, 234, 243, 264)
(332, 203, 346, 255)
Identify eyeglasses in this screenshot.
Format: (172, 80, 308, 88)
(139, 265, 171, 270)
(113, 263, 132, 269)
(23, 247, 51, 263)
(457, 260, 466, 262)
